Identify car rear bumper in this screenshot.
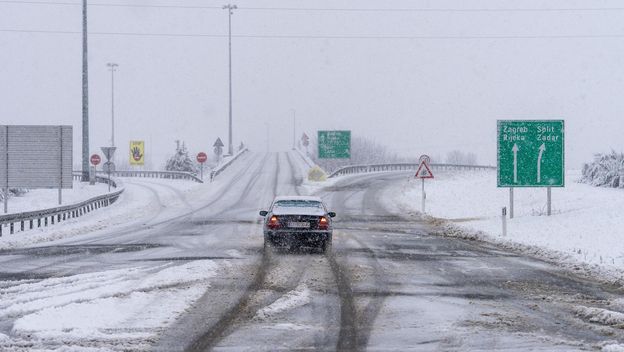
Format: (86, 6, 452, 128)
(266, 230, 332, 244)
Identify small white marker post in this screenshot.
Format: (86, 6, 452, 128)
(502, 206, 507, 237)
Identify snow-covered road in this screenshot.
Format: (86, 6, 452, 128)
(2, 152, 624, 351)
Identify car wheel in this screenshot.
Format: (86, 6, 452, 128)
(321, 239, 332, 253)
(264, 234, 271, 250)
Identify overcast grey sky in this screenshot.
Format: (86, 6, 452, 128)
(1, 0, 623, 168)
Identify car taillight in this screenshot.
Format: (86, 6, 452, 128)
(268, 216, 280, 229)
(318, 216, 329, 230)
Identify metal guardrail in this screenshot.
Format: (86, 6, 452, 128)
(0, 176, 123, 236)
(210, 148, 249, 181)
(90, 170, 203, 183)
(328, 162, 496, 178)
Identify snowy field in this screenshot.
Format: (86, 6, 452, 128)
(386, 169, 624, 282)
(2, 181, 111, 215)
(0, 178, 200, 250)
(1, 260, 219, 351)
(0, 154, 262, 351)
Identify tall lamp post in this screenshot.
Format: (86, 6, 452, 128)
(223, 4, 237, 156)
(81, 0, 90, 181)
(106, 63, 118, 147)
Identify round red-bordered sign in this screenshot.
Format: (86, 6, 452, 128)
(196, 152, 208, 163)
(90, 154, 101, 166)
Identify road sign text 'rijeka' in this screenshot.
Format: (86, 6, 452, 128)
(497, 120, 564, 188)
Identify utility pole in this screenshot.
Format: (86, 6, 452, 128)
(223, 4, 237, 156)
(81, 0, 90, 181)
(106, 63, 118, 147)
(292, 109, 296, 149)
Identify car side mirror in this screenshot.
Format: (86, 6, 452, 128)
(328, 212, 336, 218)
(259, 210, 268, 217)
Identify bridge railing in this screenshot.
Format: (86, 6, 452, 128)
(88, 170, 203, 183)
(328, 162, 496, 178)
(210, 148, 249, 181)
(1, 175, 124, 236)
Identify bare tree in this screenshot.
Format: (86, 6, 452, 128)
(445, 150, 478, 165)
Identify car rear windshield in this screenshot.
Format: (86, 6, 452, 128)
(273, 200, 323, 209)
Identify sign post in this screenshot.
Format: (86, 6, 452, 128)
(213, 138, 224, 164)
(415, 155, 434, 213)
(101, 147, 117, 193)
(301, 133, 310, 155)
(318, 131, 351, 159)
(196, 152, 207, 180)
(90, 154, 101, 186)
(497, 120, 564, 217)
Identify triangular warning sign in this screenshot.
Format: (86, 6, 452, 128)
(415, 161, 434, 179)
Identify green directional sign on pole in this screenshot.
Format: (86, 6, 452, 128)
(497, 120, 564, 187)
(318, 130, 351, 159)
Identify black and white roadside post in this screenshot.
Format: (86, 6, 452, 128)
(414, 155, 434, 214)
(502, 207, 507, 237)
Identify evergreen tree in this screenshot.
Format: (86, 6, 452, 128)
(165, 140, 198, 173)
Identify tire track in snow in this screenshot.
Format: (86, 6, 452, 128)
(181, 153, 325, 351)
(182, 153, 282, 351)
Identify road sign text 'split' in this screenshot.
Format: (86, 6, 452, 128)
(497, 120, 564, 188)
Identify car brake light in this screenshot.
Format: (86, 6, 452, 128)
(268, 216, 280, 229)
(318, 216, 329, 230)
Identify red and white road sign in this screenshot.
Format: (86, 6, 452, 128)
(301, 133, 310, 147)
(90, 154, 101, 166)
(419, 154, 431, 164)
(196, 152, 208, 163)
(415, 161, 434, 179)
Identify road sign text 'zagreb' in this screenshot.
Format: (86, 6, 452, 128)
(318, 130, 351, 159)
(497, 120, 564, 187)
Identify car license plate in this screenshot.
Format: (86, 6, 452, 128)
(288, 222, 310, 229)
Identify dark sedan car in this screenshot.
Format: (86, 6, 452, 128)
(259, 196, 336, 252)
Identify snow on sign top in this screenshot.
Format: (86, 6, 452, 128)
(415, 161, 434, 179)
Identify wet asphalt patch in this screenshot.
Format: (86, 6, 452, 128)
(0, 271, 59, 281)
(137, 256, 241, 262)
(0, 243, 161, 257)
(191, 219, 256, 226)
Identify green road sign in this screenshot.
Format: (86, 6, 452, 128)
(497, 120, 564, 187)
(318, 130, 351, 159)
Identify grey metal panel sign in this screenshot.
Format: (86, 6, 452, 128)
(0, 125, 73, 189)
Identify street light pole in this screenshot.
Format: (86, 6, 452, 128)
(106, 63, 118, 147)
(223, 4, 237, 156)
(81, 0, 90, 181)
